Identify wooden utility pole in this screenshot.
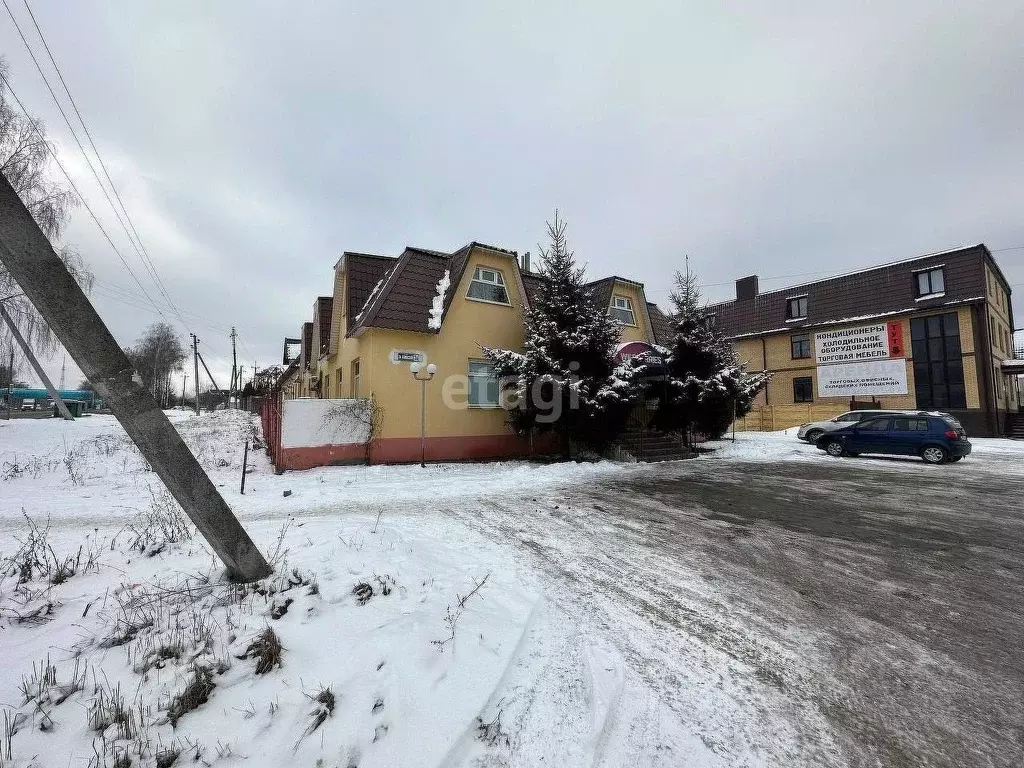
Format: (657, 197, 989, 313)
(191, 333, 200, 415)
(0, 302, 74, 419)
(181, 373, 187, 408)
(0, 173, 271, 581)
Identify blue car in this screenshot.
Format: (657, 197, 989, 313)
(815, 412, 971, 464)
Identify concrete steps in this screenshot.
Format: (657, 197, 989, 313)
(615, 428, 696, 462)
(1007, 413, 1024, 440)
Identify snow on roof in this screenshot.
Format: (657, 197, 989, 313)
(427, 269, 451, 330)
(727, 297, 985, 339)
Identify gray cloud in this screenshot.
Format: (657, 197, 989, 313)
(1, 0, 1021, 389)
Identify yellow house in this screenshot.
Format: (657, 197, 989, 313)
(285, 242, 671, 464)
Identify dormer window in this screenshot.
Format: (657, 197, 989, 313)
(915, 267, 945, 298)
(610, 296, 636, 325)
(467, 267, 510, 305)
(786, 295, 808, 320)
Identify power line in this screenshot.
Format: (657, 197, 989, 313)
(92, 277, 233, 333)
(2, 0, 195, 334)
(0, 68, 165, 315)
(18, 0, 192, 335)
(91, 286, 230, 339)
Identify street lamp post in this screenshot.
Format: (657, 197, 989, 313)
(410, 362, 437, 468)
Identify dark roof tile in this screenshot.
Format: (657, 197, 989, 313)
(708, 244, 989, 338)
(345, 253, 397, 330)
(647, 303, 674, 345)
(316, 296, 333, 356)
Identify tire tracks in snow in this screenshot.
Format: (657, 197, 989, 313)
(441, 495, 841, 767)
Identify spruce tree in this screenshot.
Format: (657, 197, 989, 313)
(652, 264, 771, 438)
(485, 213, 635, 457)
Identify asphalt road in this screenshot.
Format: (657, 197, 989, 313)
(447, 452, 1024, 767)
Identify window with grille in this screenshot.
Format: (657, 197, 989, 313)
(791, 333, 811, 359)
(793, 376, 813, 402)
(609, 296, 636, 325)
(466, 267, 510, 304)
(915, 267, 945, 298)
(786, 295, 808, 320)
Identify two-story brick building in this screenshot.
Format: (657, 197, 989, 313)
(282, 241, 672, 463)
(710, 244, 1019, 436)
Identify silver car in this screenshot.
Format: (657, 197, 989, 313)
(797, 410, 914, 442)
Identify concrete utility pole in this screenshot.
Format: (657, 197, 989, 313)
(196, 350, 226, 407)
(3, 347, 12, 419)
(181, 373, 187, 408)
(0, 174, 271, 582)
(229, 326, 238, 407)
(191, 333, 200, 415)
(0, 302, 74, 420)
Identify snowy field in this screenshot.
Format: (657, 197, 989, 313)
(1, 412, 1021, 767)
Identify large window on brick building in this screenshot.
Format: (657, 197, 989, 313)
(793, 376, 813, 402)
(911, 313, 966, 409)
(790, 333, 811, 359)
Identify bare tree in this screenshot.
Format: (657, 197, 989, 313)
(0, 56, 93, 359)
(2, 349, 28, 389)
(124, 323, 187, 403)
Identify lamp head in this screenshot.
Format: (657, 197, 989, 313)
(409, 362, 422, 374)
(426, 363, 437, 376)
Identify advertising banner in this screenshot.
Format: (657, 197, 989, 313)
(814, 323, 904, 365)
(816, 359, 909, 397)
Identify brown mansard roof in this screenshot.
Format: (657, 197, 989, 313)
(347, 242, 518, 336)
(708, 244, 993, 338)
(315, 296, 333, 357)
(342, 241, 667, 340)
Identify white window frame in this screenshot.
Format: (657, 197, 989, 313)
(785, 294, 808, 321)
(467, 360, 499, 408)
(466, 267, 511, 306)
(609, 295, 636, 326)
(915, 267, 945, 298)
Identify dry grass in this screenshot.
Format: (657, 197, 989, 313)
(124, 488, 193, 556)
(1, 514, 102, 586)
(88, 682, 137, 741)
(167, 666, 215, 727)
(238, 627, 283, 675)
(304, 685, 335, 736)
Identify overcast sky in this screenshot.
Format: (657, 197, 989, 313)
(2, 0, 1022, 391)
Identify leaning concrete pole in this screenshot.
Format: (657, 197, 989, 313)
(0, 302, 75, 420)
(0, 174, 271, 582)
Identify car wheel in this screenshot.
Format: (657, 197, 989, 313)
(921, 445, 948, 464)
(805, 429, 824, 443)
(824, 440, 845, 457)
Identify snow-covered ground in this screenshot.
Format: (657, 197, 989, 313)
(0, 412, 692, 768)
(1, 412, 1020, 768)
(704, 428, 1024, 474)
